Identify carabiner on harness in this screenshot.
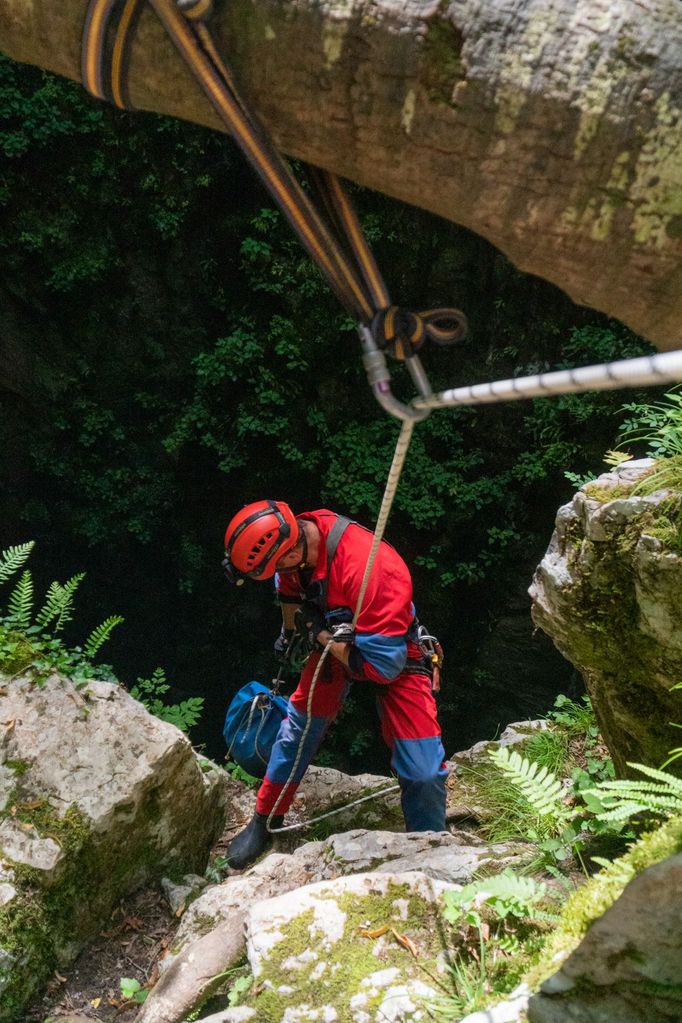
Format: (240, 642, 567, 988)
(416, 624, 444, 693)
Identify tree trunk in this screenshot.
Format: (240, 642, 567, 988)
(2, 0, 682, 348)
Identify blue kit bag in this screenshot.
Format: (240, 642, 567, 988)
(223, 681, 289, 778)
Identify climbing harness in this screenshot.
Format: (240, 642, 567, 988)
(80, 0, 682, 837)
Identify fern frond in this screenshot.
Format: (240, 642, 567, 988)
(489, 746, 567, 820)
(601, 793, 682, 818)
(35, 581, 64, 629)
(6, 570, 34, 630)
(469, 870, 547, 904)
(583, 760, 682, 821)
(84, 615, 124, 659)
(0, 542, 34, 585)
(623, 761, 682, 792)
(443, 868, 548, 925)
(35, 574, 86, 633)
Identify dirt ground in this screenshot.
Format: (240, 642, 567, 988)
(24, 795, 255, 1023)
(25, 886, 179, 1023)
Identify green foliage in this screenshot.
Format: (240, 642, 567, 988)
(431, 870, 555, 1019)
(468, 698, 624, 868)
(583, 762, 682, 822)
(520, 729, 570, 778)
(661, 681, 682, 770)
(0, 542, 34, 584)
(0, 543, 201, 736)
(35, 574, 85, 633)
(488, 746, 569, 822)
(119, 977, 149, 1004)
(6, 571, 34, 631)
(224, 761, 260, 787)
(548, 694, 598, 737)
(228, 973, 253, 1006)
(618, 387, 682, 459)
(443, 871, 552, 927)
(563, 469, 596, 488)
(83, 615, 125, 659)
(130, 667, 204, 733)
(0, 543, 119, 685)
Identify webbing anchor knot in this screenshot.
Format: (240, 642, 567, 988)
(372, 305, 468, 363)
(176, 0, 214, 22)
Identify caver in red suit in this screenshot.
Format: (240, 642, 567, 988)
(222, 500, 447, 869)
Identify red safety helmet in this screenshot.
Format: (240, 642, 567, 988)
(223, 500, 299, 584)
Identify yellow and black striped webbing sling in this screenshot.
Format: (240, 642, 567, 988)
(81, 0, 467, 360)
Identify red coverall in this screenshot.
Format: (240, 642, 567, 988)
(255, 510, 448, 832)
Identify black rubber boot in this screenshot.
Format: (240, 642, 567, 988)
(226, 812, 283, 870)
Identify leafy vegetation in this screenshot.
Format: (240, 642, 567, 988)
(130, 667, 204, 733)
(583, 762, 682, 822)
(0, 541, 121, 685)
(0, 543, 203, 732)
(428, 693, 682, 1018)
(618, 387, 682, 459)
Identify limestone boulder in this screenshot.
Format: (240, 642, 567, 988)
(168, 829, 532, 965)
(0, 671, 229, 1021)
(529, 460, 682, 775)
(290, 765, 403, 833)
(137, 827, 531, 1023)
(528, 853, 682, 1023)
(244, 871, 455, 1022)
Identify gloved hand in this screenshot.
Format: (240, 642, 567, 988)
(329, 622, 355, 644)
(273, 627, 294, 661)
(294, 600, 327, 651)
(226, 811, 284, 870)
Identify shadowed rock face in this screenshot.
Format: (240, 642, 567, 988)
(2, 0, 682, 345)
(528, 853, 682, 1023)
(529, 459, 682, 776)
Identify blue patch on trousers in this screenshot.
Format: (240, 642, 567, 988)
(391, 736, 448, 832)
(266, 705, 330, 784)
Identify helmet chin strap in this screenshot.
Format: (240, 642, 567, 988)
(276, 521, 308, 575)
(297, 523, 308, 569)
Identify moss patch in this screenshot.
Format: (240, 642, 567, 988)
(249, 881, 451, 1022)
(0, 627, 36, 677)
(421, 19, 465, 106)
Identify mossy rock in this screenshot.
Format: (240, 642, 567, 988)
(0, 673, 229, 1022)
(244, 871, 454, 1022)
(526, 814, 682, 991)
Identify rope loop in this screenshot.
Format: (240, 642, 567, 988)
(176, 0, 214, 22)
(372, 305, 468, 362)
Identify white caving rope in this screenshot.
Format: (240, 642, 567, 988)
(266, 420, 414, 834)
(266, 345, 682, 835)
(413, 349, 682, 412)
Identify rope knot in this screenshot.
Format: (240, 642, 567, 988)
(176, 0, 214, 22)
(372, 305, 468, 362)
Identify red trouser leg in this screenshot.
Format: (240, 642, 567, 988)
(256, 651, 349, 816)
(377, 672, 448, 831)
